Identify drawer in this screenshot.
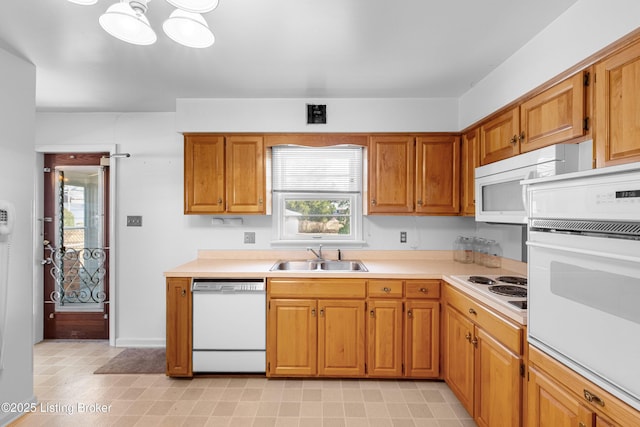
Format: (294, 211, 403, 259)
(405, 280, 440, 299)
(445, 284, 522, 354)
(367, 280, 403, 298)
(267, 278, 366, 298)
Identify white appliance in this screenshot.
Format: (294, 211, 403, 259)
(191, 278, 266, 373)
(525, 162, 640, 411)
(0, 200, 15, 371)
(475, 144, 583, 224)
(448, 275, 527, 319)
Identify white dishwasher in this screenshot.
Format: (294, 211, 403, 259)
(192, 278, 266, 373)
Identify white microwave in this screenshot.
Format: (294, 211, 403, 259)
(475, 144, 584, 224)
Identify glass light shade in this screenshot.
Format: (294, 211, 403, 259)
(163, 9, 214, 48)
(68, 0, 99, 5)
(165, 0, 219, 13)
(99, 2, 157, 45)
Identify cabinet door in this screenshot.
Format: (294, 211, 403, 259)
(405, 300, 439, 378)
(479, 107, 520, 165)
(461, 128, 479, 216)
(226, 135, 265, 213)
(443, 306, 475, 415)
(474, 327, 522, 427)
(267, 299, 317, 376)
(184, 135, 226, 214)
(595, 39, 640, 167)
(367, 300, 403, 377)
(369, 136, 415, 214)
(528, 364, 595, 427)
(166, 278, 192, 377)
(520, 72, 586, 153)
(415, 135, 460, 215)
(318, 299, 365, 376)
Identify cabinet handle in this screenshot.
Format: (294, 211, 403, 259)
(259, 197, 263, 204)
(419, 287, 428, 293)
(382, 287, 391, 293)
(417, 200, 423, 206)
(519, 131, 525, 142)
(579, 423, 586, 427)
(583, 389, 605, 407)
(407, 310, 413, 318)
(370, 309, 375, 318)
(471, 337, 478, 347)
(510, 135, 518, 145)
(311, 308, 316, 317)
(468, 308, 477, 315)
(181, 289, 186, 297)
(217, 198, 223, 205)
(465, 332, 472, 342)
(371, 199, 377, 206)
(319, 308, 324, 317)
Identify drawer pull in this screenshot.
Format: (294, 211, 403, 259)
(311, 308, 316, 317)
(407, 310, 413, 318)
(370, 310, 375, 318)
(319, 308, 324, 317)
(583, 389, 605, 407)
(382, 287, 391, 293)
(419, 287, 428, 293)
(468, 308, 477, 315)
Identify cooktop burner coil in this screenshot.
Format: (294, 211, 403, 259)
(468, 276, 497, 285)
(496, 276, 528, 286)
(488, 285, 527, 298)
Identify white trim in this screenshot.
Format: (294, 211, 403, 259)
(115, 338, 165, 348)
(34, 144, 117, 346)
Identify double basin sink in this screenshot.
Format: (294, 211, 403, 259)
(270, 260, 368, 272)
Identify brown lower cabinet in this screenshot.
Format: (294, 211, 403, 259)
(165, 277, 192, 377)
(528, 345, 640, 427)
(443, 284, 525, 427)
(266, 278, 440, 379)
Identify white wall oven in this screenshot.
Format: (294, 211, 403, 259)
(525, 163, 640, 411)
(475, 143, 582, 224)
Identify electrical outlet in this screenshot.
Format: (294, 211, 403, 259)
(244, 232, 256, 244)
(400, 231, 407, 243)
(127, 216, 142, 227)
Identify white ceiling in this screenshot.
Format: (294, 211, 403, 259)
(0, 0, 579, 112)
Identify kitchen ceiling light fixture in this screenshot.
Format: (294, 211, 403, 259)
(99, 0, 157, 46)
(163, 9, 215, 48)
(70, 0, 217, 48)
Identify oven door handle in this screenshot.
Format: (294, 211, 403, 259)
(527, 241, 640, 264)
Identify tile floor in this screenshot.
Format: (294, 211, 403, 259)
(12, 341, 476, 427)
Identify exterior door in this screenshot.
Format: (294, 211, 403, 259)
(43, 153, 109, 339)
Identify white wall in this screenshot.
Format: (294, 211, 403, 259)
(459, 0, 640, 128)
(0, 48, 36, 426)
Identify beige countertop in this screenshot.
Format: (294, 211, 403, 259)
(164, 250, 527, 325)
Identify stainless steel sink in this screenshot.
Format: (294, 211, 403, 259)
(270, 260, 367, 272)
(319, 260, 367, 271)
(270, 260, 319, 271)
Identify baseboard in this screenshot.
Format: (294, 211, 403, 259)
(114, 338, 165, 348)
(0, 394, 37, 427)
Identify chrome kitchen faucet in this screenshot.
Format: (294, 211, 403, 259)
(307, 244, 324, 261)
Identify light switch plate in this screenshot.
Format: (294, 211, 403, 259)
(127, 216, 142, 227)
(244, 232, 255, 244)
(400, 231, 407, 243)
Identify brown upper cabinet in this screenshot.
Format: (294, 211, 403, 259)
(479, 72, 588, 166)
(369, 134, 460, 215)
(594, 38, 640, 167)
(184, 134, 265, 214)
(461, 128, 479, 216)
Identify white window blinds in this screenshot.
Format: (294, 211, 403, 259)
(272, 146, 363, 192)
